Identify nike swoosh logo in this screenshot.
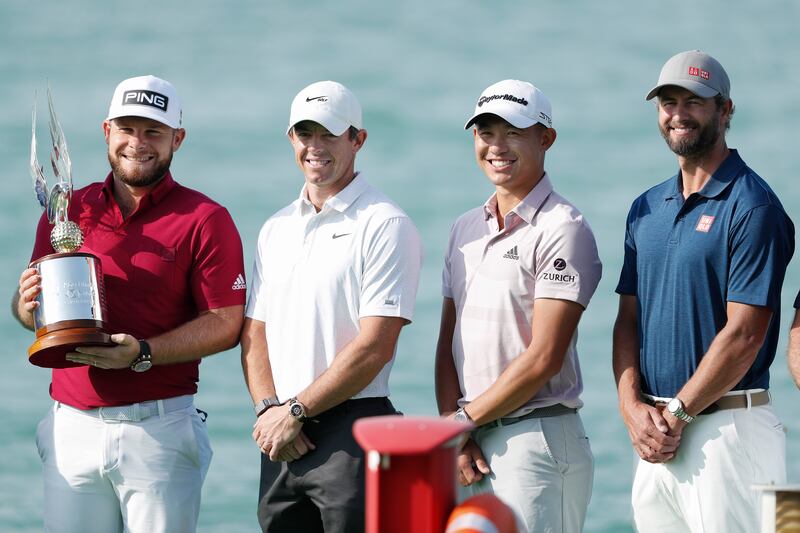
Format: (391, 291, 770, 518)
(306, 96, 327, 102)
(332, 233, 352, 239)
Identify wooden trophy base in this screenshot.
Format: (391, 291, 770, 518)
(29, 328, 114, 368)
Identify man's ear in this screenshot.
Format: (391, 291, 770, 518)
(352, 129, 368, 154)
(541, 127, 557, 151)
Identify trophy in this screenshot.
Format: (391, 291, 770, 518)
(27, 88, 112, 368)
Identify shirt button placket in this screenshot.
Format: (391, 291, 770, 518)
(304, 215, 320, 261)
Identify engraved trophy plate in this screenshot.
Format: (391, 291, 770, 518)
(27, 88, 112, 368)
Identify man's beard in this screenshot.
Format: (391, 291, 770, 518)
(660, 115, 722, 160)
(108, 151, 173, 188)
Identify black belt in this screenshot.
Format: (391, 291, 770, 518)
(481, 403, 577, 430)
(314, 397, 394, 420)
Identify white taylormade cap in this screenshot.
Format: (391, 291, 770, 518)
(287, 81, 362, 136)
(464, 79, 553, 130)
(106, 75, 182, 129)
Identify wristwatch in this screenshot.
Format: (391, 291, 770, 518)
(666, 397, 694, 424)
(288, 397, 308, 423)
(453, 407, 473, 424)
(254, 397, 281, 417)
(130, 339, 153, 373)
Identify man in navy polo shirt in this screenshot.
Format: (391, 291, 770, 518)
(613, 50, 794, 532)
(789, 294, 800, 388)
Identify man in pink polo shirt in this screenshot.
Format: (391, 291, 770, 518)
(13, 75, 245, 532)
(436, 79, 602, 532)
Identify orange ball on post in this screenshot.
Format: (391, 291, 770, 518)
(445, 493, 518, 533)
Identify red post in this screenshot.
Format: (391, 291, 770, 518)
(353, 416, 472, 533)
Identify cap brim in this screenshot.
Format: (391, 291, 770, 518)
(286, 113, 350, 136)
(106, 109, 179, 129)
(464, 112, 538, 130)
(645, 80, 720, 101)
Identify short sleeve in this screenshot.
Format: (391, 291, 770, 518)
(245, 222, 269, 322)
(727, 204, 794, 310)
(441, 223, 456, 299)
(534, 218, 602, 308)
(189, 207, 247, 311)
(30, 211, 55, 262)
(360, 217, 423, 321)
(615, 205, 638, 296)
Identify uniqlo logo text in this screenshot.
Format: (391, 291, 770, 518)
(696, 215, 715, 233)
(688, 67, 710, 80)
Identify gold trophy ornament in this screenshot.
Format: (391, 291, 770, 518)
(27, 88, 112, 368)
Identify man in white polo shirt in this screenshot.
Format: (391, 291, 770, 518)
(240, 80, 422, 532)
(435, 79, 602, 532)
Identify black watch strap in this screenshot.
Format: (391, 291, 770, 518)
(130, 339, 153, 372)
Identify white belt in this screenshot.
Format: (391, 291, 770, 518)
(56, 395, 194, 422)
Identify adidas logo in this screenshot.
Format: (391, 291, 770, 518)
(232, 274, 247, 290)
(503, 246, 519, 260)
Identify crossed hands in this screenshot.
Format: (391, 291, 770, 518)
(253, 404, 315, 462)
(621, 399, 685, 463)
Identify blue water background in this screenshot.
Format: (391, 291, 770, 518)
(1, 2, 799, 531)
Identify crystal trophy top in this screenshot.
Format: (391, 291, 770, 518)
(30, 88, 84, 253)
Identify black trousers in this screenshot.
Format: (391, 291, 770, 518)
(257, 397, 398, 533)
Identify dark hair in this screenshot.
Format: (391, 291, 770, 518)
(289, 122, 361, 140)
(714, 94, 735, 131)
(472, 115, 548, 133)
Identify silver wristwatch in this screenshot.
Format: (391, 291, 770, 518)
(130, 340, 153, 373)
(288, 397, 308, 423)
(666, 397, 694, 424)
(453, 407, 473, 423)
(254, 397, 281, 417)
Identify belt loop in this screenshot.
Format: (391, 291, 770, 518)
(133, 403, 141, 421)
(745, 390, 752, 410)
(157, 399, 165, 418)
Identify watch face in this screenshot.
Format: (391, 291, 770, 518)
(667, 398, 681, 413)
(132, 360, 152, 373)
(290, 403, 303, 417)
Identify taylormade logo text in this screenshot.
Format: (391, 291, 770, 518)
(478, 94, 529, 107)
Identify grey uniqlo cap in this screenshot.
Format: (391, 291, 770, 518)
(646, 50, 730, 101)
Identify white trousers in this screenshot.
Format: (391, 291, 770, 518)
(632, 404, 786, 533)
(460, 413, 594, 533)
(35, 398, 212, 533)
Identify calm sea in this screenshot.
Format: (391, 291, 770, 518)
(1, 2, 799, 531)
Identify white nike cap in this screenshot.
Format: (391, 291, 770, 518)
(287, 81, 362, 136)
(107, 75, 182, 129)
(464, 79, 553, 130)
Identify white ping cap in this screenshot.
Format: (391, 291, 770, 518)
(107, 75, 182, 129)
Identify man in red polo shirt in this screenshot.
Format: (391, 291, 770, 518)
(12, 75, 245, 533)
